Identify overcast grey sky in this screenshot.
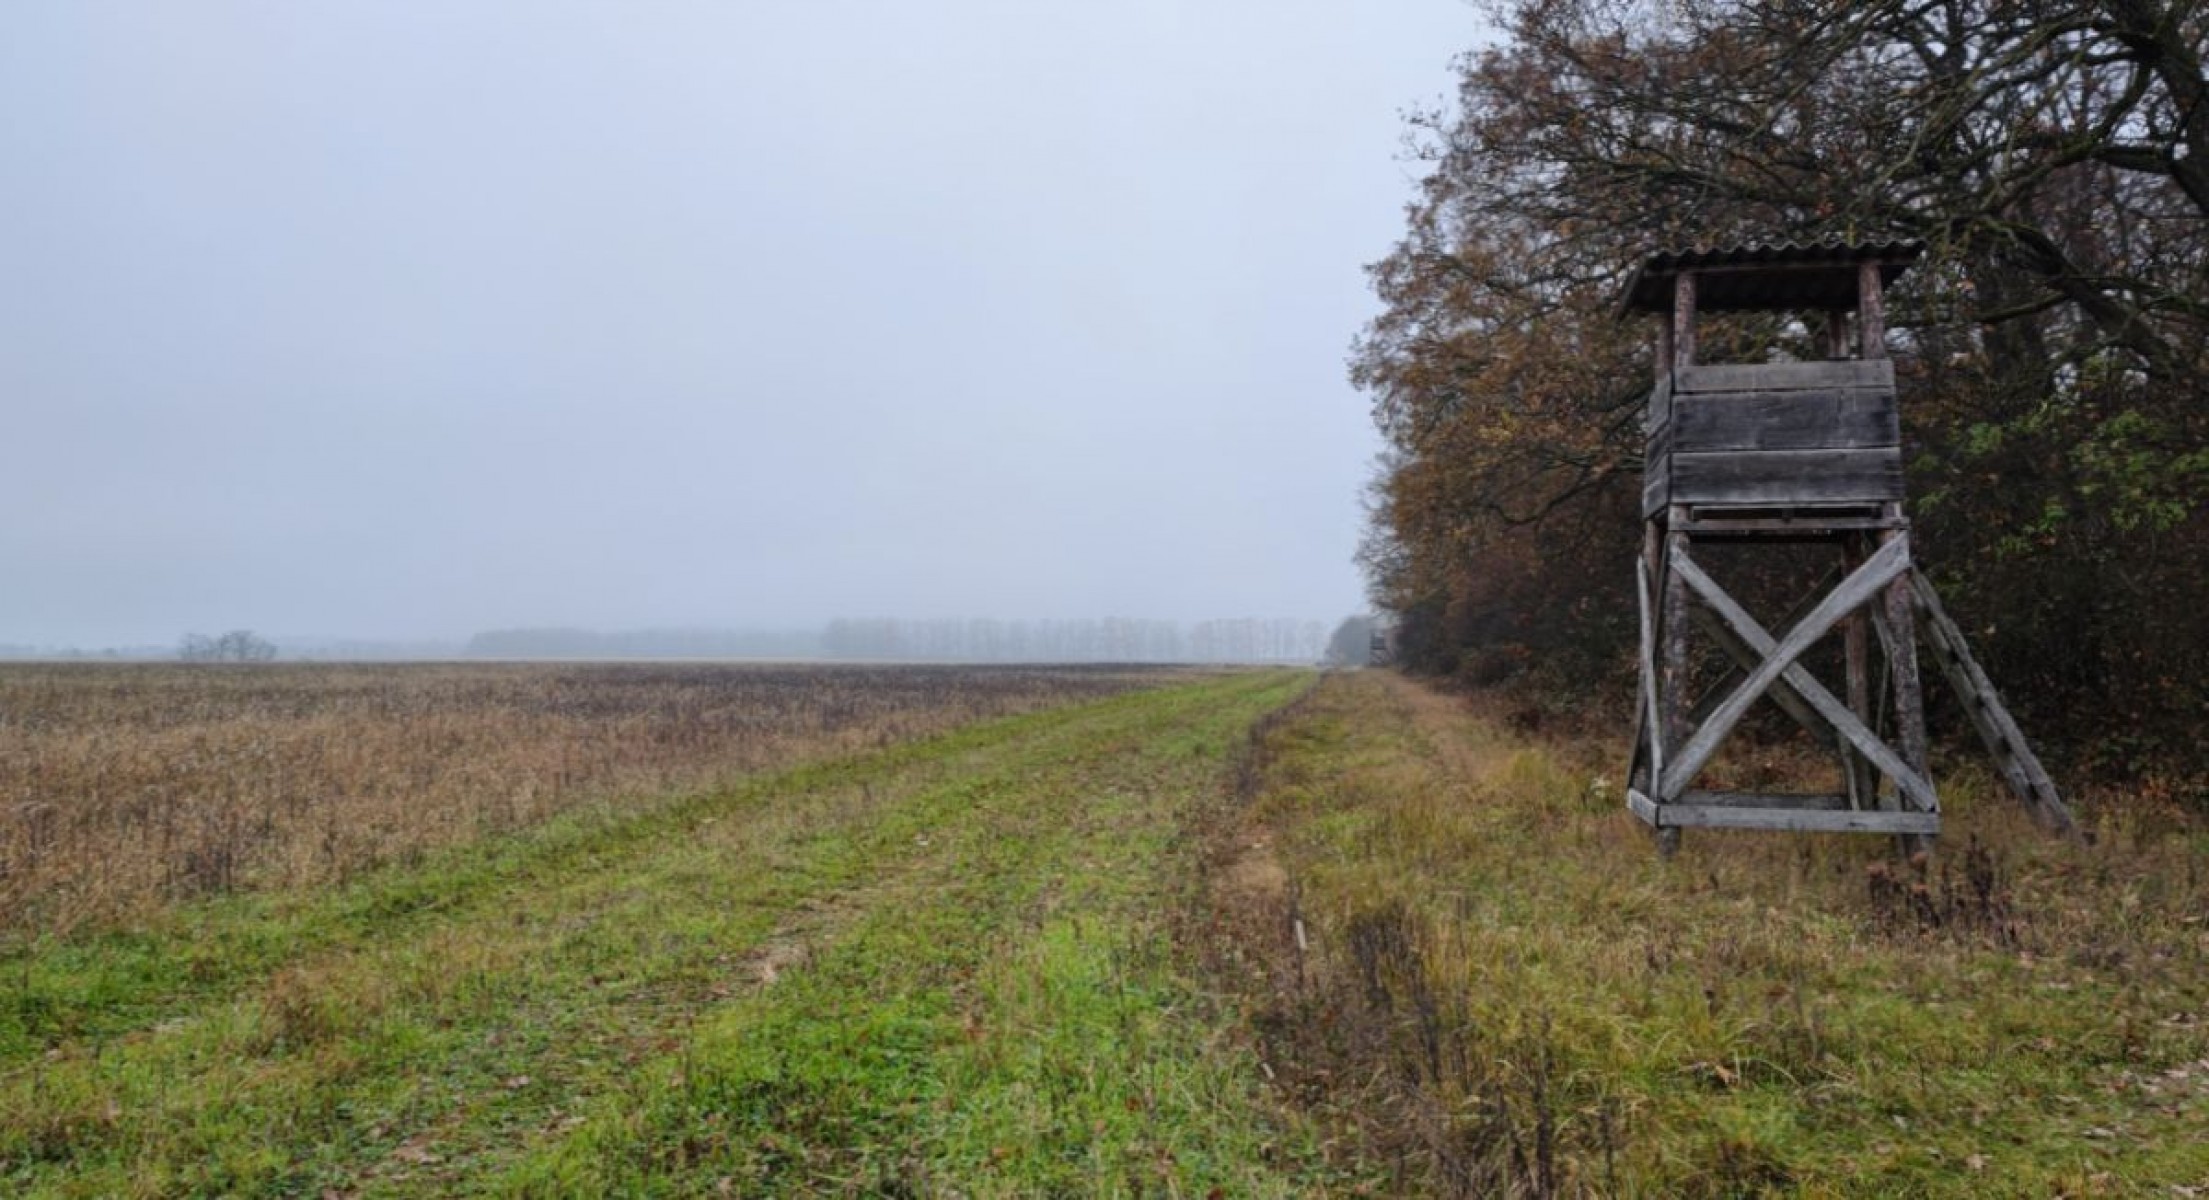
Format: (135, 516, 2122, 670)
(2, 2, 1488, 646)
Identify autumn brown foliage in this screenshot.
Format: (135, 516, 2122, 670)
(1356, 0, 2209, 784)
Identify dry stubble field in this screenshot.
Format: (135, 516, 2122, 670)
(0, 662, 1178, 938)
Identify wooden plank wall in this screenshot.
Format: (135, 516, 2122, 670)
(1642, 376, 1673, 516)
(1645, 360, 1901, 516)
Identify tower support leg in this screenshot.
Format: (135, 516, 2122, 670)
(1654, 506, 1692, 856)
(1879, 507, 1938, 856)
(1907, 569, 2079, 836)
(1842, 535, 1877, 811)
(1630, 523, 1661, 794)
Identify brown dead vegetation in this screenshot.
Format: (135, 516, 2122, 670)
(1194, 670, 2209, 1197)
(0, 661, 1177, 937)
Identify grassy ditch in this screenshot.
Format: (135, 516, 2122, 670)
(1204, 670, 2209, 1197)
(3, 670, 1341, 1198)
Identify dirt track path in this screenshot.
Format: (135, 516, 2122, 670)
(4, 670, 1341, 1198)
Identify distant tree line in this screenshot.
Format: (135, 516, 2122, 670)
(820, 618, 1327, 663)
(464, 627, 824, 660)
(1323, 615, 1379, 667)
(178, 631, 278, 663)
(0, 644, 171, 661)
(0, 620, 1348, 666)
(1357, 0, 2209, 780)
(465, 618, 1333, 664)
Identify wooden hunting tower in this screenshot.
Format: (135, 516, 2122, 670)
(1622, 240, 2075, 848)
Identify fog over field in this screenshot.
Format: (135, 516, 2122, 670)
(1, 2, 1486, 648)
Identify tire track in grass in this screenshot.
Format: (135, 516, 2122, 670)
(4, 702, 1164, 1196)
(1, 673, 1307, 1198)
(0, 686, 1166, 1067)
(11, 774, 993, 1198)
(486, 671, 1337, 1198)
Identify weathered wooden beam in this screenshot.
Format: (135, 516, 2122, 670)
(1658, 256, 1920, 287)
(1688, 605, 1836, 745)
(1660, 538, 1938, 813)
(1663, 540, 1902, 797)
(1908, 569, 2079, 835)
(1674, 547, 1936, 814)
(1685, 560, 1839, 730)
(1651, 805, 1940, 835)
(1659, 521, 1695, 774)
(1676, 512, 1901, 537)
(1629, 521, 1664, 813)
(1670, 391, 1899, 452)
(1842, 536, 1876, 811)
(1676, 359, 1892, 394)
(1868, 602, 1903, 676)
(1636, 554, 1664, 793)
(1683, 790, 1851, 809)
(1627, 787, 1660, 827)
(1825, 311, 1850, 359)
(1673, 271, 1698, 370)
(1669, 448, 1904, 507)
(1656, 508, 1692, 855)
(1635, 785, 1937, 833)
(1879, 511, 1933, 847)
(1859, 261, 1886, 358)
(1643, 459, 1672, 518)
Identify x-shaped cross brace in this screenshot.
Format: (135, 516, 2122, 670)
(1654, 535, 1937, 813)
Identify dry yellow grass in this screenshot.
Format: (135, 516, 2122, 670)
(0, 661, 1179, 936)
(1203, 670, 2209, 1196)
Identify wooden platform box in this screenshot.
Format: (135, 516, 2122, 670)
(1644, 359, 1901, 517)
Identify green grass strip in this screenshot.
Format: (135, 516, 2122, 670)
(0, 676, 1204, 1063)
(4, 670, 1334, 1199)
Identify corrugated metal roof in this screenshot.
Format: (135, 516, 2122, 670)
(1618, 238, 1924, 315)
